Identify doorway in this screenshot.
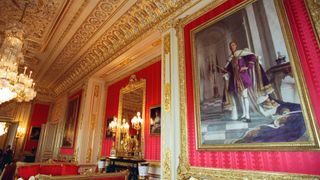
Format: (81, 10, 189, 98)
(0, 120, 18, 152)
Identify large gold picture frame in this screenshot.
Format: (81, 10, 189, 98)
(176, 0, 320, 179)
(183, 0, 319, 151)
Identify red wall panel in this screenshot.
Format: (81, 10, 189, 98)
(102, 61, 161, 160)
(24, 103, 50, 152)
(184, 0, 320, 175)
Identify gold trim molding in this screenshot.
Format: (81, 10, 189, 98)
(183, 167, 320, 180)
(305, 0, 320, 46)
(164, 33, 172, 112)
(163, 148, 172, 180)
(164, 83, 172, 112)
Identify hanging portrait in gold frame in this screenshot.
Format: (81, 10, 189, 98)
(179, 0, 320, 151)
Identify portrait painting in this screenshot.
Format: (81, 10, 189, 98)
(190, 0, 319, 150)
(150, 106, 161, 135)
(106, 117, 113, 138)
(30, 127, 41, 140)
(62, 93, 81, 148)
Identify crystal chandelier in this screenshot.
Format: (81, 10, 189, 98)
(0, 22, 37, 105)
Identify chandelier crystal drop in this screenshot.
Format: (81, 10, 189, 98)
(0, 22, 37, 105)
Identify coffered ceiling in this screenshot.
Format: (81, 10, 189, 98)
(0, 0, 198, 98)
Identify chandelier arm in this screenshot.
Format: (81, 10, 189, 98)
(19, 2, 29, 22)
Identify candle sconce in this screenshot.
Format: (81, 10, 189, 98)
(108, 117, 118, 157)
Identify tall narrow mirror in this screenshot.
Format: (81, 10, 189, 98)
(117, 75, 146, 158)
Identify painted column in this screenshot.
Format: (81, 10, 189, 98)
(77, 78, 105, 164)
(161, 27, 180, 180)
(262, 0, 289, 63)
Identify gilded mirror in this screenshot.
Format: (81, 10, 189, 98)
(116, 75, 146, 158)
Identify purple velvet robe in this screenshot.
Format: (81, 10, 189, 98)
(226, 54, 256, 93)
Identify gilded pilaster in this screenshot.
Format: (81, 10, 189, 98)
(163, 149, 172, 180)
(164, 34, 172, 112)
(161, 26, 181, 179)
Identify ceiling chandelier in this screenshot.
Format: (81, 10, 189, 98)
(0, 3, 36, 105)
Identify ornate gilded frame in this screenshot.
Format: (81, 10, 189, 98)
(116, 75, 146, 158)
(305, 0, 320, 47)
(176, 0, 320, 179)
(150, 105, 161, 136)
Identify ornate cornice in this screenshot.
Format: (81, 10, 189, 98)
(43, 0, 89, 69)
(0, 0, 69, 52)
(40, 0, 127, 86)
(36, 86, 57, 98)
(53, 0, 194, 95)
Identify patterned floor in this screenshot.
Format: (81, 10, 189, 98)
(200, 98, 277, 144)
(201, 115, 273, 144)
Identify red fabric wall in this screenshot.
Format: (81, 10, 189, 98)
(60, 90, 82, 155)
(102, 61, 161, 160)
(24, 103, 50, 152)
(184, 0, 320, 175)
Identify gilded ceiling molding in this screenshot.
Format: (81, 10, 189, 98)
(45, 0, 89, 65)
(305, 0, 320, 46)
(41, 0, 127, 85)
(0, 0, 69, 52)
(36, 86, 57, 98)
(53, 0, 200, 95)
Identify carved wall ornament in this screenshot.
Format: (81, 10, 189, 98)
(86, 148, 92, 163)
(163, 33, 172, 112)
(163, 148, 172, 180)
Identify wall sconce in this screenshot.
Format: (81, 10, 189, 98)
(120, 119, 129, 134)
(16, 127, 26, 138)
(131, 112, 143, 155)
(14, 126, 26, 155)
(108, 117, 118, 157)
(131, 112, 143, 132)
